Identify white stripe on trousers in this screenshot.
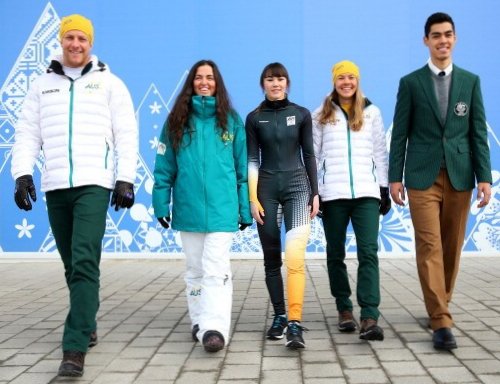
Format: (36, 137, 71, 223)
(180, 231, 234, 343)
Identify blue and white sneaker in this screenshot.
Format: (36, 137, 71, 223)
(285, 321, 307, 349)
(266, 314, 287, 340)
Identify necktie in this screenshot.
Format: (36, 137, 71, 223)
(438, 71, 445, 77)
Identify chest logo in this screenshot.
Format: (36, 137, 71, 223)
(42, 88, 60, 94)
(85, 82, 101, 90)
(286, 116, 296, 126)
(454, 102, 468, 116)
(221, 132, 234, 144)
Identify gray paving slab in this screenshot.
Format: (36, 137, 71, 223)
(0, 257, 499, 383)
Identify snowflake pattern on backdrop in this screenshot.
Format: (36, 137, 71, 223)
(0, 3, 498, 255)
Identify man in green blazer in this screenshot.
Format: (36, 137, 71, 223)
(389, 12, 492, 350)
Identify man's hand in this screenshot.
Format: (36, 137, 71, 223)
(309, 194, 320, 219)
(110, 181, 135, 211)
(379, 187, 392, 215)
(317, 196, 324, 219)
(158, 216, 171, 229)
(476, 182, 492, 208)
(14, 175, 37, 211)
(390, 182, 406, 206)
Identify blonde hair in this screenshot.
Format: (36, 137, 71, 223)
(317, 86, 365, 131)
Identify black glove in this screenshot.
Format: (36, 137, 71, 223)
(110, 181, 134, 211)
(379, 187, 391, 216)
(239, 223, 252, 231)
(14, 175, 37, 211)
(158, 216, 171, 229)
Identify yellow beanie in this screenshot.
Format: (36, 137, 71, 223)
(332, 60, 360, 83)
(59, 14, 94, 45)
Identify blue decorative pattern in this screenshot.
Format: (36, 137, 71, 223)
(0, 3, 498, 256)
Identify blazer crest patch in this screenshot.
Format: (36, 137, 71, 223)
(454, 102, 468, 116)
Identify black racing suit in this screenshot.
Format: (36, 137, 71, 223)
(245, 97, 318, 321)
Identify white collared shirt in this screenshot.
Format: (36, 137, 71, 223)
(427, 58, 453, 76)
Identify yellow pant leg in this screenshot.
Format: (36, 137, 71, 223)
(285, 224, 310, 321)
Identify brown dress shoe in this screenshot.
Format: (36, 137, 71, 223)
(202, 330, 225, 352)
(58, 350, 85, 377)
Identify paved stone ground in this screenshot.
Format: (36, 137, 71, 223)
(0, 257, 499, 383)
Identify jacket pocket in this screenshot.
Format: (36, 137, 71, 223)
(104, 138, 110, 169)
(457, 143, 471, 154)
(322, 160, 326, 184)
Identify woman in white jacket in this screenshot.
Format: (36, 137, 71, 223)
(312, 60, 390, 341)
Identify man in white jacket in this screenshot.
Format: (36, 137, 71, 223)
(11, 14, 138, 377)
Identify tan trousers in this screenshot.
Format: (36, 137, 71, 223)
(408, 169, 472, 330)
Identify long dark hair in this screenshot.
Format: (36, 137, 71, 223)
(167, 59, 233, 151)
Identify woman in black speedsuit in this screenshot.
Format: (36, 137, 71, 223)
(245, 62, 319, 349)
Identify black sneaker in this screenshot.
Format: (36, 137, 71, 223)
(266, 314, 288, 340)
(88, 331, 98, 348)
(338, 311, 356, 333)
(359, 318, 384, 341)
(191, 324, 199, 342)
(285, 321, 307, 349)
(58, 350, 85, 377)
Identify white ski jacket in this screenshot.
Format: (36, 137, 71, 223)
(312, 100, 388, 202)
(11, 55, 138, 192)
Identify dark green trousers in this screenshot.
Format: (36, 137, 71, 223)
(46, 185, 110, 352)
(322, 197, 381, 320)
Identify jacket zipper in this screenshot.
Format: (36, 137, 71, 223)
(274, 110, 279, 168)
(202, 97, 208, 229)
(68, 80, 75, 187)
(346, 124, 355, 198)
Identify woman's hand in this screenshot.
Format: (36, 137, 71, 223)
(250, 201, 265, 225)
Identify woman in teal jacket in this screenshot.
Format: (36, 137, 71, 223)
(153, 60, 252, 353)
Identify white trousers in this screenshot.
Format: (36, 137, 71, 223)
(180, 231, 234, 343)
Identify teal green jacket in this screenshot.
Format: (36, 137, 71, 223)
(389, 65, 492, 190)
(153, 96, 252, 232)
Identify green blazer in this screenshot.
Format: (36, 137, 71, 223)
(389, 65, 492, 191)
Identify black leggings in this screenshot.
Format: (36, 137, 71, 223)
(257, 168, 311, 320)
